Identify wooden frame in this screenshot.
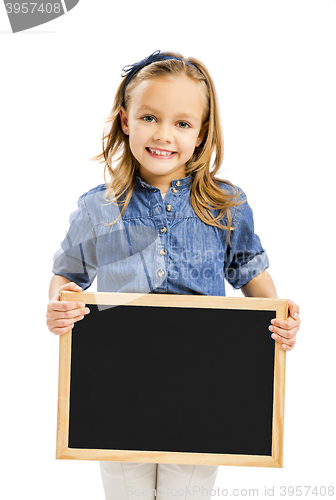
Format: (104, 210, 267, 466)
(57, 292, 287, 468)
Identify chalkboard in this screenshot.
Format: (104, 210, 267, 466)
(56, 292, 287, 467)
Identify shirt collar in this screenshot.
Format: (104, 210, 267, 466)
(135, 175, 192, 191)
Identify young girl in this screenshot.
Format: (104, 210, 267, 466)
(47, 50, 301, 500)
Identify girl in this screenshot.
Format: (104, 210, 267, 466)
(47, 50, 300, 500)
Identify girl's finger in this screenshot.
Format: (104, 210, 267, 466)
(52, 314, 86, 328)
(270, 328, 298, 345)
(272, 337, 296, 351)
(270, 315, 300, 331)
(269, 323, 299, 338)
(280, 343, 295, 352)
(54, 306, 90, 319)
(47, 313, 87, 335)
(46, 307, 90, 325)
(51, 324, 75, 336)
(288, 299, 300, 320)
(51, 300, 86, 312)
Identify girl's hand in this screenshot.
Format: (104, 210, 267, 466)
(269, 299, 300, 351)
(46, 281, 90, 336)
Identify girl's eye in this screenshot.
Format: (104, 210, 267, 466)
(142, 115, 155, 123)
(177, 121, 190, 129)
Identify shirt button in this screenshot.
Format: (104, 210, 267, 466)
(172, 188, 178, 193)
(176, 180, 181, 186)
(160, 249, 166, 256)
(158, 270, 165, 277)
(160, 226, 167, 233)
(166, 204, 172, 211)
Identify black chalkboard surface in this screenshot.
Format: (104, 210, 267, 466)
(56, 292, 287, 468)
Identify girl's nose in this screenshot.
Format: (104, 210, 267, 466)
(153, 123, 173, 143)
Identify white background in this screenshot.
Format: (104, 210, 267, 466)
(1, 0, 335, 498)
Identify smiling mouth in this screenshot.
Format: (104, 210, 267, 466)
(146, 147, 177, 157)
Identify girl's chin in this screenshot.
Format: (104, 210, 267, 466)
(138, 163, 187, 183)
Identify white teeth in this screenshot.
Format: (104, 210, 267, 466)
(148, 148, 174, 156)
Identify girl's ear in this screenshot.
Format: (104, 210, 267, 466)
(196, 120, 209, 146)
(119, 107, 129, 134)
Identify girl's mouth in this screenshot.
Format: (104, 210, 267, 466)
(146, 147, 177, 158)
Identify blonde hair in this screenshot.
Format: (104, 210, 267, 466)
(90, 51, 243, 238)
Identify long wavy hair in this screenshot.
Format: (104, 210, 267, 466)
(90, 51, 244, 238)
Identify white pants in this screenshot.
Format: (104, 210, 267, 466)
(99, 461, 219, 500)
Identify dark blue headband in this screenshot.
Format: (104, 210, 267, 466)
(121, 50, 200, 104)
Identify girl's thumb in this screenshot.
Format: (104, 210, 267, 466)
(60, 282, 82, 292)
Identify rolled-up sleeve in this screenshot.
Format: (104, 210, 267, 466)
(225, 190, 269, 289)
(52, 193, 98, 290)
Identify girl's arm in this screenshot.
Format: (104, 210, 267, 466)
(241, 270, 300, 351)
(240, 270, 277, 298)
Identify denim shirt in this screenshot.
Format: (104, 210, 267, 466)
(52, 175, 269, 295)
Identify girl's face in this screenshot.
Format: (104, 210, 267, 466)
(120, 76, 206, 192)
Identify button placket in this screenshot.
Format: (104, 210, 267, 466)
(155, 212, 168, 289)
(159, 226, 167, 279)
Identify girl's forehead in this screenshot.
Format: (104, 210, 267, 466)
(128, 76, 206, 117)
